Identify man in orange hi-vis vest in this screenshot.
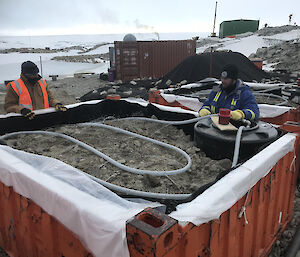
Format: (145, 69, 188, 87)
(4, 61, 67, 120)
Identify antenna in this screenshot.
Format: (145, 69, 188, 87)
(289, 14, 293, 25)
(40, 56, 43, 77)
(211, 1, 218, 37)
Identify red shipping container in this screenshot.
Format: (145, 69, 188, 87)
(114, 40, 196, 82)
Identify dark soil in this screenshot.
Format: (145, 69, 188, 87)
(158, 51, 269, 87)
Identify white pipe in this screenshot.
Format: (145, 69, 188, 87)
(232, 126, 245, 167)
(0, 114, 244, 200)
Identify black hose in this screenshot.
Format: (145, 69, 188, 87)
(285, 224, 300, 257)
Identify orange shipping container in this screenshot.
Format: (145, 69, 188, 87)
(127, 123, 300, 257)
(0, 108, 299, 257)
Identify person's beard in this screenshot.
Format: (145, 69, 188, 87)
(26, 76, 39, 85)
(223, 80, 236, 94)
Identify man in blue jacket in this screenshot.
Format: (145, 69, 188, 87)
(199, 64, 259, 121)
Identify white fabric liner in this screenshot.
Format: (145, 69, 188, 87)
(0, 146, 160, 257)
(170, 133, 296, 225)
(0, 100, 103, 118)
(151, 102, 199, 116)
(180, 81, 288, 91)
(0, 96, 293, 120)
(164, 81, 287, 91)
(0, 98, 150, 119)
(158, 93, 293, 119)
(258, 104, 292, 118)
(160, 93, 203, 112)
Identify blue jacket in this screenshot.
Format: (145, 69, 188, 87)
(201, 79, 260, 120)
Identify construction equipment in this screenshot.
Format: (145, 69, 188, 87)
(211, 1, 218, 37)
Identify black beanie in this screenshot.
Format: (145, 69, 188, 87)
(21, 61, 39, 75)
(221, 64, 238, 80)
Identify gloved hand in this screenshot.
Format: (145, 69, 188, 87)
(230, 110, 245, 120)
(55, 103, 67, 112)
(21, 108, 35, 120)
(199, 109, 211, 117)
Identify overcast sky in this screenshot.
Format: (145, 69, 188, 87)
(0, 0, 299, 36)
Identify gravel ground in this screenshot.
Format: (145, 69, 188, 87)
(0, 43, 110, 55)
(250, 25, 300, 76)
(256, 25, 300, 37)
(4, 120, 232, 194)
(250, 40, 300, 75)
(51, 53, 109, 63)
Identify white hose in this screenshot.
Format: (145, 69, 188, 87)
(116, 114, 218, 125)
(0, 129, 191, 176)
(232, 126, 245, 167)
(256, 86, 283, 93)
(0, 114, 243, 200)
(252, 92, 288, 106)
(78, 122, 192, 176)
(85, 172, 192, 200)
(0, 130, 193, 200)
(120, 116, 245, 167)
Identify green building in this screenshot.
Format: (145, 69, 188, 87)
(219, 19, 259, 38)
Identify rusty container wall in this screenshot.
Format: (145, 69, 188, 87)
(115, 40, 196, 82)
(0, 120, 298, 257)
(115, 41, 140, 81)
(0, 183, 92, 257)
(127, 124, 300, 257)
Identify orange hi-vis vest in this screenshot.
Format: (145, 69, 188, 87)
(8, 78, 49, 110)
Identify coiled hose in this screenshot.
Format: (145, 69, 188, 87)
(117, 116, 244, 167)
(0, 114, 244, 200)
(252, 92, 288, 106)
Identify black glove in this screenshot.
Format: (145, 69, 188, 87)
(55, 103, 67, 112)
(21, 108, 35, 120)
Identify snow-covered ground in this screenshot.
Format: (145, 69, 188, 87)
(0, 32, 207, 83)
(1, 28, 299, 83)
(0, 49, 110, 83)
(0, 32, 207, 50)
(196, 28, 300, 58)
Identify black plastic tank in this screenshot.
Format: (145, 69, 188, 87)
(194, 117, 279, 161)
